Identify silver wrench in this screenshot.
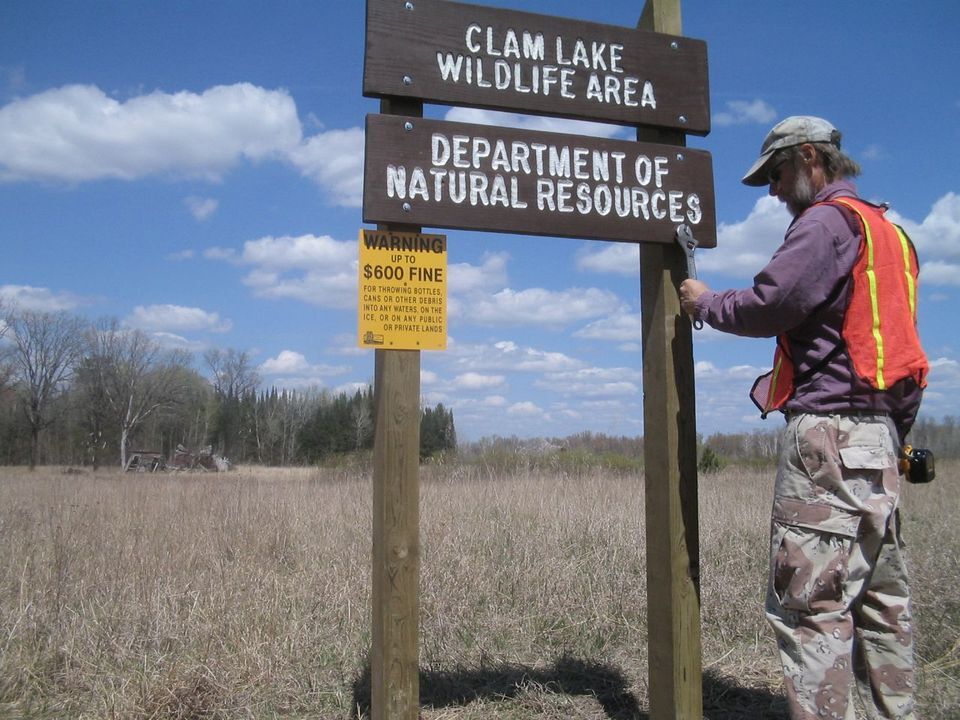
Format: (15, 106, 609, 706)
(675, 224, 703, 330)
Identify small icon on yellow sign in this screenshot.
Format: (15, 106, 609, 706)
(363, 331, 385, 346)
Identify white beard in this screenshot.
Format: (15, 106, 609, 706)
(788, 168, 817, 217)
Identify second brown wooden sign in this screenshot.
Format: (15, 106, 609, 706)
(363, 114, 716, 246)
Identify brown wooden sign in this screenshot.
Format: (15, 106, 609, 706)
(363, 113, 716, 247)
(363, 0, 710, 135)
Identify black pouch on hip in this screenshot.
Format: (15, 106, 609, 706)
(901, 445, 936, 484)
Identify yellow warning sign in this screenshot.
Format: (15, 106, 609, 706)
(358, 229, 447, 350)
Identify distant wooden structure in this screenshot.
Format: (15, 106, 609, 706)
(171, 444, 231, 472)
(123, 445, 232, 473)
(123, 450, 166, 473)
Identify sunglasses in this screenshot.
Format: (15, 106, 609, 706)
(767, 157, 790, 184)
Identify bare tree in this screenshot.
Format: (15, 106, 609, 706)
(352, 388, 373, 450)
(203, 348, 259, 458)
(73, 354, 113, 470)
(85, 319, 192, 469)
(0, 299, 12, 393)
(3, 307, 86, 469)
(204, 348, 259, 399)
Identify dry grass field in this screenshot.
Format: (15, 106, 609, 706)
(0, 461, 957, 719)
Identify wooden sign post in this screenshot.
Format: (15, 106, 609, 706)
(370, 97, 424, 720)
(637, 5, 703, 720)
(363, 1, 705, 717)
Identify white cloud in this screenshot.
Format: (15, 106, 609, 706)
(185, 196, 219, 221)
(444, 107, 627, 139)
(929, 356, 960, 370)
(259, 350, 314, 375)
(241, 233, 353, 268)
(464, 287, 621, 327)
(0, 82, 365, 208)
(694, 360, 763, 380)
(452, 372, 506, 390)
(448, 252, 509, 294)
(537, 366, 641, 397)
(326, 333, 367, 357)
(214, 234, 357, 307)
(447, 252, 512, 320)
(288, 127, 364, 207)
(150, 331, 206, 352)
(694, 360, 721, 377)
(0, 83, 302, 182)
(860, 144, 886, 161)
(0, 284, 87, 312)
(885, 192, 960, 287)
(889, 192, 960, 256)
(258, 349, 349, 384)
(691, 323, 739, 343)
(127, 304, 232, 334)
(713, 99, 776, 127)
(573, 308, 640, 341)
(690, 360, 773, 433)
(919, 261, 960, 287)
(332, 381, 370, 397)
(575, 243, 639, 276)
(450, 339, 584, 374)
(700, 195, 791, 277)
(202, 246, 236, 261)
(507, 400, 546, 417)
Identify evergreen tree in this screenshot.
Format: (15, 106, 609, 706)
(420, 402, 456, 459)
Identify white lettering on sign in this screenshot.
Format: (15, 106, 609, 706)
(435, 24, 656, 109)
(387, 132, 703, 225)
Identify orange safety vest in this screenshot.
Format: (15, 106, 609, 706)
(751, 197, 928, 417)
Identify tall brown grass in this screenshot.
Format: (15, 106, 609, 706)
(0, 462, 956, 719)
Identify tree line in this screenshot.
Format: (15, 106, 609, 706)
(0, 304, 456, 468)
(2, 303, 955, 470)
(697, 417, 960, 466)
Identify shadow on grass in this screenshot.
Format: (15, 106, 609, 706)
(350, 655, 789, 719)
(703, 671, 789, 720)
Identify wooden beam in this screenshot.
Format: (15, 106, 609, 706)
(637, 2, 703, 719)
(371, 97, 423, 720)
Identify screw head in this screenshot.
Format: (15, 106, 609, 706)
(402, 202, 412, 213)
(678, 115, 688, 124)
(404, 121, 414, 131)
(402, 75, 413, 86)
(404, 2, 414, 10)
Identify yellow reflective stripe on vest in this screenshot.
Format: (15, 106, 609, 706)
(834, 198, 887, 389)
(894, 224, 917, 318)
(766, 353, 784, 413)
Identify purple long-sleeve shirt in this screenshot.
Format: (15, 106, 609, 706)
(693, 180, 923, 436)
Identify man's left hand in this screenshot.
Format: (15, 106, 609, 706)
(679, 279, 709, 318)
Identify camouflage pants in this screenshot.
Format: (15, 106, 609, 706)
(766, 413, 917, 720)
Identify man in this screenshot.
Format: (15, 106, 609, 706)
(680, 116, 927, 720)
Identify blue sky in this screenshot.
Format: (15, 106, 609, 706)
(2, 0, 958, 442)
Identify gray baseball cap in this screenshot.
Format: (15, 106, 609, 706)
(741, 115, 842, 186)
